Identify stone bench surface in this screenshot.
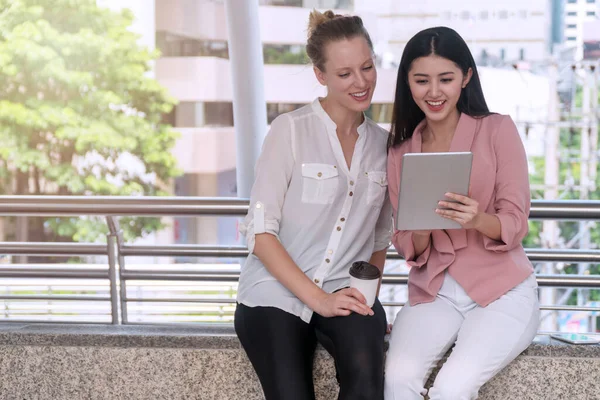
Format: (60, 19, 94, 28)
(0, 323, 596, 399)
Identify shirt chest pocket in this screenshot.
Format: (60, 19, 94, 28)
(366, 171, 387, 208)
(301, 163, 339, 205)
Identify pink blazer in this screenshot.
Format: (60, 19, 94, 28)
(387, 113, 534, 307)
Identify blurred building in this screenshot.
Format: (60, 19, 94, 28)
(583, 19, 600, 59)
(564, 0, 600, 60)
(355, 0, 552, 67)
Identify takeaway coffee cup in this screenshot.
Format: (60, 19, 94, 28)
(349, 261, 381, 307)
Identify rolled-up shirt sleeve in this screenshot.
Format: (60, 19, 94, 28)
(239, 115, 295, 254)
(387, 148, 431, 267)
(483, 116, 531, 252)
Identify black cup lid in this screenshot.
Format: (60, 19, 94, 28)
(349, 261, 381, 280)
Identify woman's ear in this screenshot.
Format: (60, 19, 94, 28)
(462, 67, 473, 88)
(314, 66, 327, 86)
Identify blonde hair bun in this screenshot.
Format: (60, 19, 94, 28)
(307, 9, 338, 38)
(305, 10, 372, 71)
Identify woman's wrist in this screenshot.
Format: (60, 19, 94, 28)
(472, 212, 484, 231)
(472, 212, 502, 241)
(306, 287, 328, 312)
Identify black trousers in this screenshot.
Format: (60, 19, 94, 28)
(235, 299, 387, 400)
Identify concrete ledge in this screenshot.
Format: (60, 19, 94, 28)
(0, 323, 241, 349)
(0, 323, 596, 399)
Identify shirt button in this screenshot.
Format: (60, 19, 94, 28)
(317, 172, 322, 177)
(349, 191, 353, 196)
(340, 217, 345, 222)
(350, 180, 354, 185)
(328, 249, 333, 254)
(314, 278, 320, 284)
(325, 258, 330, 263)
(337, 226, 341, 231)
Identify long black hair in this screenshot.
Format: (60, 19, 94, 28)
(389, 26, 491, 148)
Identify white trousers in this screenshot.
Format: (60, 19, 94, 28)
(384, 272, 540, 400)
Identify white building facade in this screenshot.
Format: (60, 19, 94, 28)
(564, 0, 600, 60)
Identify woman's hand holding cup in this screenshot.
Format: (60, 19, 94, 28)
(314, 288, 374, 317)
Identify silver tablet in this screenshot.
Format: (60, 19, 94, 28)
(396, 152, 473, 231)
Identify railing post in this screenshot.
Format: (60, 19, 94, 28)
(118, 251, 128, 324)
(107, 216, 128, 324)
(107, 233, 120, 325)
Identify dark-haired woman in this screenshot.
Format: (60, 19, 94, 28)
(384, 27, 540, 400)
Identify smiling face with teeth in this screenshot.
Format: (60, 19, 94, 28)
(313, 36, 377, 115)
(408, 54, 472, 124)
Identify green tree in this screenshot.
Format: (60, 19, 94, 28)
(0, 0, 180, 243)
(263, 45, 310, 65)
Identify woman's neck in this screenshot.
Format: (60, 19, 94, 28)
(320, 97, 364, 137)
(423, 109, 461, 144)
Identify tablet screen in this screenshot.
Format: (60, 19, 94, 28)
(396, 152, 473, 231)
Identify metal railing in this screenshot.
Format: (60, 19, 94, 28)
(0, 196, 600, 324)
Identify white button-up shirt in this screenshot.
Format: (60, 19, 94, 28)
(237, 98, 392, 323)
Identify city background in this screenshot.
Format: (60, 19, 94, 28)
(1, 0, 599, 333)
